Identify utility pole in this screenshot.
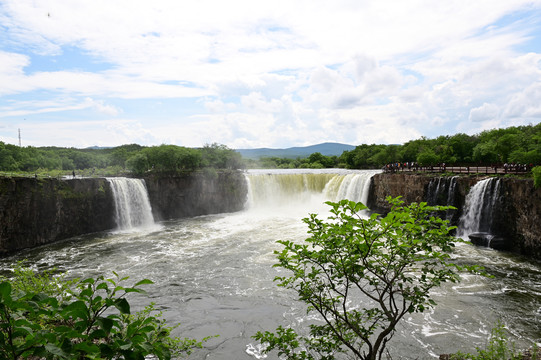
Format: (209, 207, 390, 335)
(18, 128, 21, 147)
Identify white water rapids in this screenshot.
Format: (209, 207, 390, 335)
(1, 170, 540, 359)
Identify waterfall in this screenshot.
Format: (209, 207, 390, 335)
(457, 177, 501, 237)
(245, 169, 379, 210)
(323, 171, 377, 204)
(426, 176, 459, 221)
(107, 177, 155, 231)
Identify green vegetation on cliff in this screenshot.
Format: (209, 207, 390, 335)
(533, 166, 541, 188)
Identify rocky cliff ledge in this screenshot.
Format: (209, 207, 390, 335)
(499, 178, 541, 258)
(143, 170, 248, 220)
(0, 177, 115, 255)
(367, 173, 541, 258)
(0, 171, 248, 255)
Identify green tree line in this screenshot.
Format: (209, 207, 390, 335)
(0, 142, 242, 175)
(244, 151, 341, 169)
(341, 123, 541, 169)
(244, 123, 540, 170)
(1, 123, 539, 174)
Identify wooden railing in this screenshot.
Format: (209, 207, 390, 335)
(383, 164, 533, 175)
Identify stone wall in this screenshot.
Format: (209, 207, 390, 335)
(367, 173, 541, 258)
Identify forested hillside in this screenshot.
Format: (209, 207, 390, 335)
(0, 123, 539, 174)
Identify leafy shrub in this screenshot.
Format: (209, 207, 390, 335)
(533, 166, 541, 189)
(450, 320, 538, 360)
(0, 264, 207, 359)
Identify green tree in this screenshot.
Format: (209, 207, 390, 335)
(127, 152, 150, 175)
(417, 149, 439, 166)
(255, 197, 480, 360)
(0, 143, 18, 171)
(447, 133, 478, 163)
(143, 145, 184, 173)
(472, 142, 499, 163)
(400, 138, 430, 163)
(178, 147, 202, 170)
(201, 143, 242, 169)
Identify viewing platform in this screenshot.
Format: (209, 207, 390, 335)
(383, 164, 533, 175)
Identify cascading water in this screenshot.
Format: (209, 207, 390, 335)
(426, 176, 459, 221)
(106, 177, 155, 230)
(323, 171, 376, 204)
(245, 169, 380, 210)
(457, 177, 501, 237)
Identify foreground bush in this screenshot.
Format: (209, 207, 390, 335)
(255, 197, 482, 360)
(449, 320, 539, 360)
(0, 265, 206, 359)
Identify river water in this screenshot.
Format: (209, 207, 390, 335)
(1, 170, 540, 359)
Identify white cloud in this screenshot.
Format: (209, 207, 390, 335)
(503, 82, 541, 119)
(0, 97, 120, 117)
(16, 119, 154, 148)
(1, 0, 541, 148)
(469, 103, 500, 122)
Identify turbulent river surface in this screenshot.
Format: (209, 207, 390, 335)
(1, 169, 540, 359)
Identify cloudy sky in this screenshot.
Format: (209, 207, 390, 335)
(1, 0, 541, 149)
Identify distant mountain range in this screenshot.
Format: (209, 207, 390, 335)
(236, 142, 356, 159)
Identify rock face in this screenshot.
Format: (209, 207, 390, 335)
(368, 173, 541, 258)
(143, 170, 248, 220)
(0, 171, 539, 259)
(498, 177, 541, 257)
(0, 177, 115, 255)
(0, 171, 248, 255)
(367, 173, 478, 214)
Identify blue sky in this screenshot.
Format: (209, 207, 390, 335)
(1, 0, 541, 149)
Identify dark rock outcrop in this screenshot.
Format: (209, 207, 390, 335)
(498, 177, 541, 258)
(143, 170, 248, 220)
(0, 177, 115, 255)
(368, 173, 541, 258)
(468, 232, 508, 251)
(0, 171, 248, 255)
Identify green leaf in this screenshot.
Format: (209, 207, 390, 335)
(98, 317, 114, 333)
(96, 282, 110, 291)
(81, 278, 95, 285)
(45, 343, 68, 357)
(62, 300, 89, 320)
(114, 298, 131, 314)
(0, 281, 12, 301)
(134, 279, 154, 287)
(73, 342, 100, 355)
